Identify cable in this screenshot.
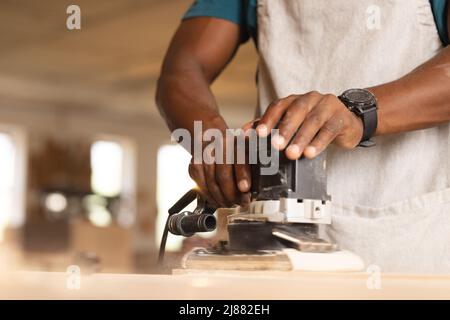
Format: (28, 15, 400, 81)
(157, 188, 216, 269)
(157, 218, 170, 266)
(157, 189, 199, 268)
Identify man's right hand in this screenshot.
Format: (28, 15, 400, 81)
(187, 116, 251, 208)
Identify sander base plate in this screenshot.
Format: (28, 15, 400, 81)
(181, 247, 365, 272)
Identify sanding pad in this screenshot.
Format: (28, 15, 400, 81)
(182, 248, 365, 272)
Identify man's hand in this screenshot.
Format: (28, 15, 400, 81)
(255, 92, 364, 160)
(187, 116, 251, 209)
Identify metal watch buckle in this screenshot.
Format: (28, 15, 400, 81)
(358, 139, 376, 148)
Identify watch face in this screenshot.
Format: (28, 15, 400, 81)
(342, 89, 376, 106)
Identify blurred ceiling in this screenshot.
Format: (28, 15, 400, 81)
(0, 0, 258, 124)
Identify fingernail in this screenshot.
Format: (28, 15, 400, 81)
(271, 135, 285, 149)
(286, 145, 301, 159)
(304, 146, 317, 158)
(238, 180, 249, 192)
(256, 124, 268, 137)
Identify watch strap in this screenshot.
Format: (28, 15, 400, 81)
(359, 106, 377, 146)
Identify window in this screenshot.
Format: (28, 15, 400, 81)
(91, 140, 124, 197)
(0, 128, 26, 242)
(0, 133, 16, 241)
(156, 144, 196, 251)
(88, 139, 136, 228)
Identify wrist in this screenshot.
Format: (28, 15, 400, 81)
(205, 114, 228, 131)
(352, 113, 364, 147)
(365, 85, 388, 136)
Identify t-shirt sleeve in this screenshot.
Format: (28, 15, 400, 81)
(430, 0, 449, 45)
(183, 0, 250, 43)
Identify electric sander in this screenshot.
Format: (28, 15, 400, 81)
(158, 135, 364, 272)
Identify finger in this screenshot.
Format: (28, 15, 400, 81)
(272, 93, 322, 150)
(188, 163, 218, 208)
(256, 95, 298, 137)
(286, 95, 336, 160)
(203, 163, 229, 208)
(239, 192, 251, 207)
(235, 165, 251, 207)
(303, 119, 341, 159)
(242, 118, 260, 134)
(234, 163, 251, 193)
(234, 134, 252, 206)
(215, 163, 240, 206)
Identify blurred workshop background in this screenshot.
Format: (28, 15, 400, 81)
(0, 0, 257, 273)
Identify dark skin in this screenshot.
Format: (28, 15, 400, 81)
(157, 10, 450, 208)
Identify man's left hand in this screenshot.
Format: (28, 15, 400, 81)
(255, 91, 364, 159)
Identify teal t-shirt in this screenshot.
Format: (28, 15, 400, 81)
(184, 0, 449, 46)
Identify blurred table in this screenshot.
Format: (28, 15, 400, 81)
(1, 271, 450, 299)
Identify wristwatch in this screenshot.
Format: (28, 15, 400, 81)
(338, 88, 378, 147)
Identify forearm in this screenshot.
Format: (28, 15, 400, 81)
(370, 46, 450, 135)
(156, 18, 241, 135)
(156, 64, 225, 134)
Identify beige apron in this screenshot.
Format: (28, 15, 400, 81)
(257, 0, 450, 273)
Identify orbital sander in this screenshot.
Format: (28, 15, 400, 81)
(158, 133, 364, 272)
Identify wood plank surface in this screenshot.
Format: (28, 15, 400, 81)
(1, 271, 450, 300)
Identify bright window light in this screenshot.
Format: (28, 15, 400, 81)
(91, 141, 124, 197)
(44, 193, 68, 213)
(84, 195, 113, 228)
(0, 133, 16, 241)
(156, 144, 196, 251)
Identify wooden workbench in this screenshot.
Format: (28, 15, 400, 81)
(1, 271, 450, 299)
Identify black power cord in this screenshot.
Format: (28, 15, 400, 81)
(158, 189, 212, 267)
(158, 218, 170, 265)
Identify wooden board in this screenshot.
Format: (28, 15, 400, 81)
(2, 271, 450, 300)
